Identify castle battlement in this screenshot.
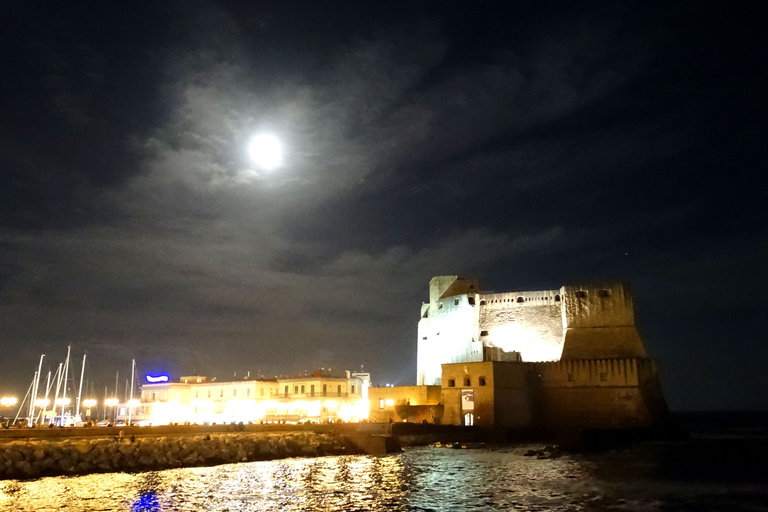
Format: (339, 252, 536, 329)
(478, 290, 561, 306)
(532, 358, 658, 388)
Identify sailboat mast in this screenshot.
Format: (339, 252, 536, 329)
(128, 359, 135, 424)
(28, 354, 45, 425)
(60, 345, 71, 422)
(76, 353, 86, 419)
(38, 370, 52, 424)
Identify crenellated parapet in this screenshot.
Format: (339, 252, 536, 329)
(533, 358, 657, 388)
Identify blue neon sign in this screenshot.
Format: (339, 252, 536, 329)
(145, 373, 170, 383)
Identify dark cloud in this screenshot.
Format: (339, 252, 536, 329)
(1, 1, 766, 409)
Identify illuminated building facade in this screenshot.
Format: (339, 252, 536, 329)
(122, 370, 370, 425)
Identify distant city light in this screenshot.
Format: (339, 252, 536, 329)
(248, 133, 282, 170)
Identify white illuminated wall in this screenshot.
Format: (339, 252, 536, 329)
(417, 294, 483, 386)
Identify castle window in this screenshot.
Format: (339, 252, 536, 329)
(448, 379, 455, 387)
(469, 285, 474, 289)
(464, 378, 471, 386)
(479, 377, 486, 386)
(438, 303, 443, 309)
(422, 336, 427, 340)
(480, 300, 486, 305)
(337, 385, 341, 396)
(555, 295, 560, 301)
(454, 298, 459, 305)
(351, 384, 356, 394)
(468, 297, 475, 305)
(294, 385, 299, 394)
(600, 373, 608, 382)
(301, 385, 305, 394)
(233, 389, 237, 397)
(480, 330, 489, 337)
(517, 296, 524, 303)
(576, 290, 587, 298)
(379, 399, 384, 409)
(598, 289, 611, 298)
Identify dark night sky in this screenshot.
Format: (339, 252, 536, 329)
(1, 1, 766, 411)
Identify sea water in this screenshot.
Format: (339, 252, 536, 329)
(1, 413, 766, 511)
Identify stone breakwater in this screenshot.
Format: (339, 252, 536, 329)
(1, 432, 357, 480)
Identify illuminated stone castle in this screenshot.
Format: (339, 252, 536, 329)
(417, 276, 647, 386)
(371, 276, 669, 430)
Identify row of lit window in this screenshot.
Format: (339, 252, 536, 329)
(281, 384, 354, 397)
(446, 377, 486, 387)
(191, 388, 267, 399)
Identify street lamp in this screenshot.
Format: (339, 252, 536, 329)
(1, 397, 17, 407)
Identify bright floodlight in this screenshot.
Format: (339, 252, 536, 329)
(248, 133, 283, 170)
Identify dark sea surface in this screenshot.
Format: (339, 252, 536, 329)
(1, 413, 767, 511)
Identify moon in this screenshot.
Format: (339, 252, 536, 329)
(248, 133, 283, 170)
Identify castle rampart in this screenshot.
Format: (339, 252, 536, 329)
(417, 276, 670, 432)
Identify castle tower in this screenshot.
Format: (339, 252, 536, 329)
(417, 276, 482, 385)
(559, 283, 648, 360)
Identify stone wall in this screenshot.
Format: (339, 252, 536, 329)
(441, 362, 534, 429)
(533, 359, 665, 429)
(560, 283, 647, 360)
(0, 432, 354, 480)
(417, 291, 481, 386)
(439, 359, 669, 430)
(476, 290, 563, 362)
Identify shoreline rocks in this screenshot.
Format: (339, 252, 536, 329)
(0, 432, 357, 480)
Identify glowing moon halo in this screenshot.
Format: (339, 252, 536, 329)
(248, 133, 283, 170)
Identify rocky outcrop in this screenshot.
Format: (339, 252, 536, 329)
(0, 432, 355, 480)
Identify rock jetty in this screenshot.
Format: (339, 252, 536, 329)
(1, 431, 356, 480)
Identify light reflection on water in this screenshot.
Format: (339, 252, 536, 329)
(0, 446, 589, 511)
(3, 443, 767, 511)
